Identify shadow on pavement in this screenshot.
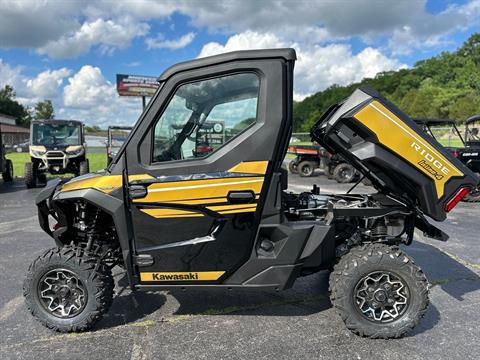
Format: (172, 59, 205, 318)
(405, 241, 480, 301)
(95, 291, 167, 330)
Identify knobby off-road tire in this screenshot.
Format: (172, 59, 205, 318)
(79, 160, 90, 176)
(333, 163, 356, 183)
(24, 162, 37, 188)
(288, 160, 299, 174)
(2, 159, 13, 182)
(24, 246, 114, 332)
(298, 161, 316, 177)
(329, 243, 429, 339)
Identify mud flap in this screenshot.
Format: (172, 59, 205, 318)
(415, 215, 449, 241)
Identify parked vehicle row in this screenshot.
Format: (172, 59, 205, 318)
(287, 143, 359, 183)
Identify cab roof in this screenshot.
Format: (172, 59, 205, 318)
(158, 48, 297, 82)
(31, 119, 83, 126)
(413, 118, 456, 126)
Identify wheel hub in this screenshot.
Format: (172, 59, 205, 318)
(38, 269, 87, 318)
(354, 271, 409, 323)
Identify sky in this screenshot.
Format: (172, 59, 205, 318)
(0, 0, 479, 127)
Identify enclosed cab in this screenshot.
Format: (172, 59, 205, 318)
(24, 50, 478, 339)
(25, 120, 89, 188)
(0, 126, 13, 182)
(106, 126, 132, 165)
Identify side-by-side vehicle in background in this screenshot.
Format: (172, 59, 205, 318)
(23, 49, 478, 339)
(0, 127, 14, 182)
(24, 120, 89, 188)
(415, 117, 480, 201)
(106, 126, 132, 165)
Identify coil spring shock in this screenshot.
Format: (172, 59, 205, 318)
(371, 218, 388, 237)
(85, 208, 100, 251)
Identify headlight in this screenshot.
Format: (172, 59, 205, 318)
(66, 146, 84, 156)
(31, 150, 46, 157)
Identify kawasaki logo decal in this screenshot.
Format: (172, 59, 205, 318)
(140, 271, 225, 282)
(411, 141, 450, 177)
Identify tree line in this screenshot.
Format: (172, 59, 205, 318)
(0, 85, 54, 127)
(293, 33, 480, 131)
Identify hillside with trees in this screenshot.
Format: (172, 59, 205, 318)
(294, 33, 480, 131)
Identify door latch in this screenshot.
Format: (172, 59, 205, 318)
(129, 184, 148, 199)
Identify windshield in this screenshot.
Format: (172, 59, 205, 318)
(426, 123, 465, 148)
(32, 123, 81, 146)
(108, 128, 131, 148)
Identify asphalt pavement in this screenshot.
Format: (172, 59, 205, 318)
(1, 170, 479, 360)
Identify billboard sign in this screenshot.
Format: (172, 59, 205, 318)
(116, 74, 160, 97)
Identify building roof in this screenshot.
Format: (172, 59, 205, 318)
(0, 123, 30, 134)
(0, 113, 16, 125)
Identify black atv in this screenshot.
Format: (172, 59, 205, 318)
(0, 126, 14, 182)
(24, 50, 478, 339)
(24, 120, 89, 188)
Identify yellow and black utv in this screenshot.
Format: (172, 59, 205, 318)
(24, 49, 478, 338)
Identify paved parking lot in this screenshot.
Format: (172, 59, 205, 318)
(1, 171, 479, 360)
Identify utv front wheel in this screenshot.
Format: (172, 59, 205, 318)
(298, 161, 316, 177)
(24, 246, 114, 332)
(330, 244, 428, 339)
(2, 159, 13, 182)
(79, 160, 89, 176)
(24, 162, 37, 188)
(288, 159, 299, 174)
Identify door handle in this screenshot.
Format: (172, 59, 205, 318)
(227, 190, 255, 204)
(129, 184, 148, 199)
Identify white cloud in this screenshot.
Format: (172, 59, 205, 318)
(198, 31, 406, 100)
(1, 0, 479, 59)
(0, 59, 70, 105)
(63, 65, 142, 126)
(146, 32, 196, 50)
(25, 68, 72, 100)
(37, 18, 149, 59)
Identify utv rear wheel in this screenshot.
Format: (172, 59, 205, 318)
(333, 163, 356, 183)
(298, 161, 316, 177)
(24, 246, 114, 332)
(288, 160, 299, 174)
(24, 162, 37, 188)
(2, 159, 13, 182)
(79, 160, 89, 176)
(330, 244, 429, 339)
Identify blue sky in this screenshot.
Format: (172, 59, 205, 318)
(0, 0, 479, 126)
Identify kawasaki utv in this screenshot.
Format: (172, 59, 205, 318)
(24, 49, 478, 338)
(106, 126, 132, 165)
(0, 127, 14, 182)
(25, 120, 89, 188)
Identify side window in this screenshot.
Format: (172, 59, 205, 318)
(152, 73, 259, 163)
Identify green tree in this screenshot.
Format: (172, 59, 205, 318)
(34, 100, 54, 120)
(0, 85, 30, 126)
